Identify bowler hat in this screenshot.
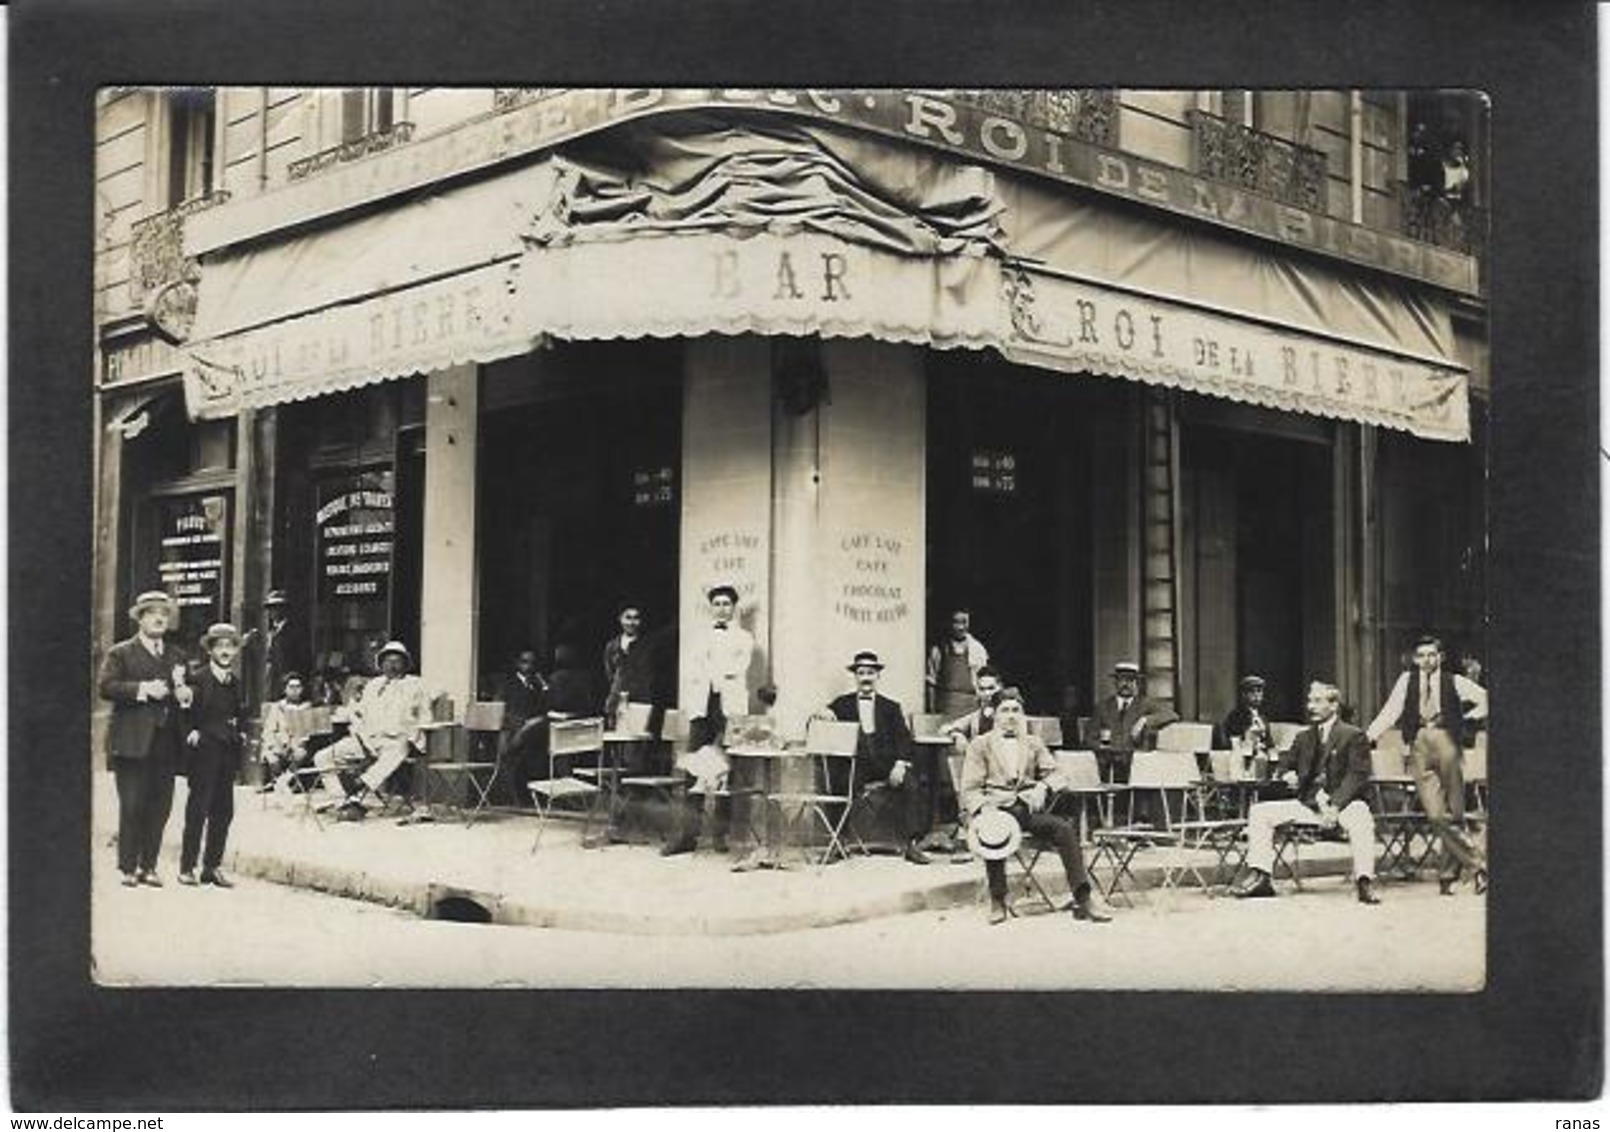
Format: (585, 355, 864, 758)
(847, 650, 885, 672)
(376, 640, 412, 665)
(128, 590, 175, 620)
(707, 584, 740, 605)
(966, 808, 1023, 862)
(202, 622, 242, 649)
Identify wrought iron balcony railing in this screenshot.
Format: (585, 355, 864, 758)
(950, 89, 1120, 147)
(286, 121, 418, 182)
(492, 88, 563, 113)
(1189, 109, 1327, 211)
(1397, 181, 1487, 258)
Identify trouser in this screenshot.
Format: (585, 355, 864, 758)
(181, 748, 237, 874)
(1097, 747, 1134, 785)
(1245, 797, 1376, 880)
(315, 734, 411, 798)
(1410, 727, 1486, 880)
(113, 742, 178, 874)
(498, 718, 547, 805)
(984, 800, 1089, 901)
(859, 773, 928, 844)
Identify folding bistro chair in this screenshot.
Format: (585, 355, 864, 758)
(1464, 731, 1489, 824)
(422, 700, 506, 826)
(769, 718, 861, 872)
(618, 707, 688, 845)
(1089, 750, 1190, 904)
(283, 706, 337, 828)
(1027, 716, 1065, 749)
(1369, 732, 1434, 879)
(527, 716, 607, 853)
(1053, 750, 1119, 844)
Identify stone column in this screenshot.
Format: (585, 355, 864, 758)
(419, 364, 479, 710)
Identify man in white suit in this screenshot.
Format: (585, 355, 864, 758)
(664, 584, 755, 856)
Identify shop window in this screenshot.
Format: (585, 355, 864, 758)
(163, 88, 216, 208)
(148, 492, 232, 653)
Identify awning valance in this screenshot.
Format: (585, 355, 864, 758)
(183, 118, 1468, 441)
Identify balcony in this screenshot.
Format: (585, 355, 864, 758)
(1188, 109, 1327, 211)
(492, 87, 563, 114)
(953, 89, 1119, 147)
(286, 121, 418, 182)
(1398, 183, 1487, 258)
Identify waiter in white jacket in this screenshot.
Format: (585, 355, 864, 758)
(664, 583, 755, 856)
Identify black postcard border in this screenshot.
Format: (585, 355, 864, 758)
(8, 0, 1602, 1109)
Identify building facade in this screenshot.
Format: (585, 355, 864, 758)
(91, 86, 1489, 745)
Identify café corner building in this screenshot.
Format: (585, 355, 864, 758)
(92, 87, 1487, 741)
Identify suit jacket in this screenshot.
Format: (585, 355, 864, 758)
(826, 692, 912, 783)
(1217, 704, 1273, 752)
(602, 634, 655, 708)
(959, 730, 1066, 816)
(681, 622, 755, 721)
(1091, 693, 1179, 753)
(497, 671, 549, 730)
(97, 634, 185, 764)
(1290, 719, 1371, 812)
(183, 666, 245, 776)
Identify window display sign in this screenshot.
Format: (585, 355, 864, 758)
(155, 493, 230, 646)
(971, 450, 1017, 494)
(631, 465, 675, 507)
(316, 470, 394, 604)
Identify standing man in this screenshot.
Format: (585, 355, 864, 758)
(960, 688, 1112, 924)
(1090, 661, 1179, 784)
(315, 641, 431, 820)
(242, 589, 300, 714)
(178, 623, 246, 888)
(926, 608, 990, 717)
(664, 584, 754, 856)
(823, 651, 931, 866)
(98, 590, 193, 887)
(1366, 635, 1489, 895)
(1232, 680, 1381, 904)
(602, 604, 654, 724)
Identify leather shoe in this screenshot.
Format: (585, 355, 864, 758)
(1356, 876, 1381, 905)
(987, 897, 1011, 925)
(202, 871, 234, 889)
(1233, 870, 1276, 899)
(660, 835, 697, 857)
(1438, 876, 1456, 896)
(336, 802, 366, 822)
(139, 871, 164, 888)
(1473, 867, 1488, 896)
(120, 872, 139, 888)
(178, 871, 200, 886)
(903, 842, 932, 866)
(1072, 890, 1114, 923)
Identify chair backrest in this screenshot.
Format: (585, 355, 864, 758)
(1055, 750, 1102, 790)
(1129, 750, 1199, 789)
(617, 701, 654, 735)
(305, 705, 335, 737)
(1075, 715, 1095, 747)
(1370, 745, 1409, 779)
(805, 717, 861, 757)
(1269, 721, 1305, 753)
(1208, 749, 1247, 782)
(911, 712, 949, 739)
(660, 708, 690, 752)
(464, 700, 506, 733)
(550, 717, 604, 759)
(1028, 716, 1064, 748)
(1156, 721, 1214, 753)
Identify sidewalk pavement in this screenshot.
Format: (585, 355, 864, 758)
(94, 773, 1362, 936)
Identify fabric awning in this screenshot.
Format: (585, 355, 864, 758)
(182, 115, 1468, 441)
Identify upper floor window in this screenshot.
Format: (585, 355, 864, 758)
(164, 88, 216, 208)
(339, 88, 395, 143)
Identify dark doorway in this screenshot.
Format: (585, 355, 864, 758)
(1182, 421, 1334, 723)
(476, 342, 682, 696)
(925, 354, 1109, 717)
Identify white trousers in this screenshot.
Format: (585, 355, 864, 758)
(314, 734, 412, 797)
(1245, 797, 1375, 880)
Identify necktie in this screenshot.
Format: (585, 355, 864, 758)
(1420, 674, 1435, 720)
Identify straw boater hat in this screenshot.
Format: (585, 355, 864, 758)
(202, 622, 242, 649)
(1112, 661, 1142, 677)
(376, 640, 412, 665)
(128, 590, 175, 620)
(706, 583, 740, 604)
(847, 650, 885, 672)
(967, 808, 1023, 862)
(263, 589, 288, 608)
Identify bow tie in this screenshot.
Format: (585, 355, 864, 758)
(858, 694, 875, 701)
(712, 623, 728, 631)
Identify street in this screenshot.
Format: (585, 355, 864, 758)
(93, 840, 1485, 991)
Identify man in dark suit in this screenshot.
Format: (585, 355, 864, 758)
(1217, 673, 1274, 757)
(1232, 680, 1381, 904)
(1090, 661, 1179, 784)
(822, 650, 930, 865)
(179, 623, 246, 888)
(494, 648, 549, 804)
(98, 590, 193, 887)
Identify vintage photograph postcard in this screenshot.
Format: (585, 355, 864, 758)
(89, 85, 1491, 991)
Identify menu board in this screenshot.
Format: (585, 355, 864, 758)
(316, 470, 394, 604)
(155, 493, 230, 646)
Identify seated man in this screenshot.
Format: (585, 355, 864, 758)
(259, 671, 315, 793)
(314, 640, 430, 821)
(495, 648, 549, 805)
(1232, 680, 1381, 905)
(960, 688, 1112, 924)
(1218, 674, 1274, 756)
(935, 664, 1005, 860)
(821, 651, 930, 865)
